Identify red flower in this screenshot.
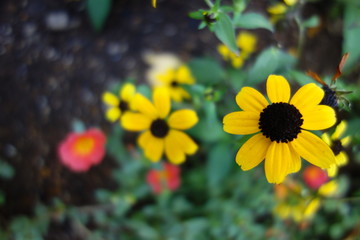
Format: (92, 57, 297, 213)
(58, 128, 106, 172)
(303, 165, 329, 189)
(146, 163, 181, 194)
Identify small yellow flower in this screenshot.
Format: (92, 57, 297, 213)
(274, 181, 319, 222)
(122, 87, 198, 164)
(218, 31, 257, 68)
(321, 120, 351, 177)
(102, 83, 136, 123)
(223, 75, 337, 183)
(155, 65, 196, 102)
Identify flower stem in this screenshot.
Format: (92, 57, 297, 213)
(204, 0, 214, 8)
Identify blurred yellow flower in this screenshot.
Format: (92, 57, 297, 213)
(122, 87, 198, 164)
(223, 75, 337, 184)
(155, 65, 195, 102)
(102, 83, 136, 124)
(217, 31, 257, 68)
(274, 181, 320, 222)
(321, 120, 351, 177)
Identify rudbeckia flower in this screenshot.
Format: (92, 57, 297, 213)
(102, 83, 136, 123)
(146, 162, 181, 194)
(217, 31, 257, 68)
(155, 65, 196, 102)
(321, 120, 351, 177)
(223, 75, 337, 183)
(58, 128, 106, 172)
(122, 87, 198, 164)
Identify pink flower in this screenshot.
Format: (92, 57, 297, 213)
(303, 165, 329, 189)
(58, 128, 106, 172)
(146, 163, 181, 194)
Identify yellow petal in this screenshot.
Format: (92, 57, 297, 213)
(321, 132, 331, 145)
(165, 132, 186, 164)
(266, 75, 291, 103)
(237, 32, 257, 53)
(336, 151, 348, 166)
(304, 198, 320, 219)
(288, 144, 301, 173)
(176, 65, 195, 84)
(290, 83, 324, 110)
(169, 130, 198, 155)
(290, 131, 336, 169)
(120, 83, 136, 102)
(168, 109, 198, 130)
(318, 180, 338, 197)
(138, 130, 152, 149)
(170, 87, 191, 102)
(341, 136, 351, 147)
(218, 44, 230, 59)
(300, 105, 336, 130)
(102, 92, 119, 106)
(105, 107, 121, 122)
(153, 87, 171, 118)
(236, 87, 268, 112)
(332, 120, 347, 140)
(134, 93, 158, 119)
(267, 3, 287, 14)
(143, 136, 164, 162)
(152, 0, 156, 8)
(236, 133, 271, 170)
(284, 0, 297, 6)
(265, 142, 291, 184)
(223, 111, 260, 135)
(326, 164, 338, 177)
(121, 112, 152, 131)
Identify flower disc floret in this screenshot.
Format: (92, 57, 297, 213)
(151, 119, 170, 138)
(223, 75, 337, 184)
(259, 102, 303, 143)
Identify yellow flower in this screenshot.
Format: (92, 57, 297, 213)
(223, 75, 337, 183)
(155, 65, 195, 102)
(321, 120, 351, 177)
(217, 31, 257, 68)
(274, 181, 319, 222)
(102, 83, 136, 123)
(122, 87, 198, 164)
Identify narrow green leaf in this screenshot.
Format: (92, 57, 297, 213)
(234, 12, 274, 32)
(86, 0, 112, 31)
(213, 13, 239, 54)
(302, 15, 320, 28)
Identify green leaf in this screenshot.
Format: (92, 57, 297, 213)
(248, 47, 296, 84)
(342, 3, 360, 72)
(234, 12, 274, 32)
(213, 13, 239, 54)
(188, 58, 225, 85)
(86, 0, 112, 31)
(189, 10, 205, 20)
(206, 143, 235, 189)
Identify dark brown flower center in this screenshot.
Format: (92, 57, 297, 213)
(119, 100, 129, 112)
(150, 119, 169, 138)
(170, 80, 179, 88)
(331, 139, 343, 155)
(259, 102, 303, 143)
